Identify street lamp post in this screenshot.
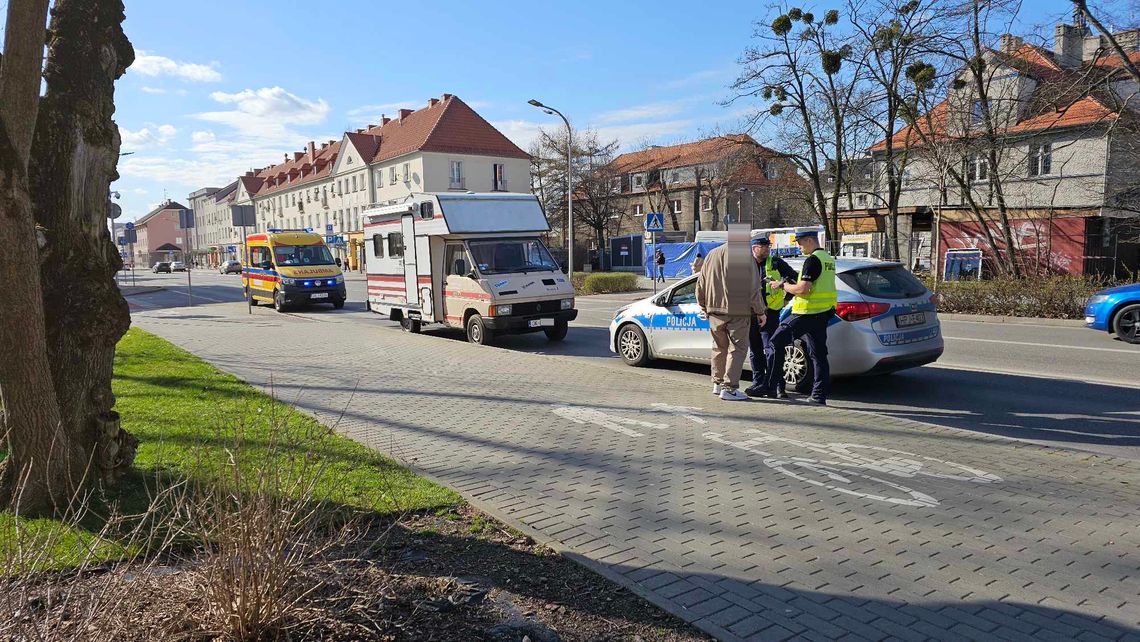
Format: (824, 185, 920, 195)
(528, 99, 573, 277)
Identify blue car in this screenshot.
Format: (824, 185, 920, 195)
(1084, 283, 1140, 344)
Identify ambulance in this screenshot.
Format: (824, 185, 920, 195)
(363, 192, 577, 344)
(243, 229, 347, 312)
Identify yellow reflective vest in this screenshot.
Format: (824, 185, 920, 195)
(790, 249, 837, 314)
(763, 256, 785, 310)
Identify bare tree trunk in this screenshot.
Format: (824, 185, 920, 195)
(0, 0, 81, 515)
(30, 0, 136, 489)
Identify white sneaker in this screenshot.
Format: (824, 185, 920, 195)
(719, 388, 748, 401)
(712, 383, 722, 395)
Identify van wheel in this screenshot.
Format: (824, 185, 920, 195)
(544, 320, 568, 342)
(273, 290, 286, 313)
(401, 316, 421, 333)
(466, 314, 491, 345)
(783, 340, 813, 394)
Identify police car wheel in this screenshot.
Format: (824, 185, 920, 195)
(617, 323, 650, 367)
(466, 314, 491, 345)
(783, 341, 813, 394)
(401, 316, 421, 333)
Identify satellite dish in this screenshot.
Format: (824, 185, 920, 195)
(108, 202, 123, 220)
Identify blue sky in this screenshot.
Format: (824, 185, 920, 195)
(14, 0, 1094, 220)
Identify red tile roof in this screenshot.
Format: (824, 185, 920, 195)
(610, 135, 774, 174)
(870, 45, 1121, 152)
(135, 200, 187, 226)
(247, 95, 527, 199)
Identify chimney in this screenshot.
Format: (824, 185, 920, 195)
(381, 114, 390, 125)
(999, 34, 1023, 54)
(294, 151, 305, 161)
(321, 142, 328, 150)
(441, 93, 453, 102)
(1055, 22, 1088, 67)
(284, 153, 289, 163)
(428, 98, 439, 108)
(245, 170, 254, 177)
(398, 108, 413, 122)
(308, 141, 316, 160)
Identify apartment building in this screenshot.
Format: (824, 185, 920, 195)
(842, 17, 1140, 276)
(132, 199, 191, 266)
(603, 135, 808, 243)
(228, 94, 530, 270)
(188, 181, 240, 266)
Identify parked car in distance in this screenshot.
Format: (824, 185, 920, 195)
(609, 258, 944, 392)
(171, 261, 187, 272)
(152, 262, 171, 274)
(219, 259, 242, 275)
(1084, 282, 1140, 344)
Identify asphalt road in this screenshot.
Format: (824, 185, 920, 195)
(122, 269, 1140, 459)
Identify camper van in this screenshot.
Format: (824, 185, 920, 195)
(363, 193, 577, 344)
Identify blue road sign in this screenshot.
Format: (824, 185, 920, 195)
(645, 212, 665, 232)
(325, 224, 334, 234)
(125, 221, 134, 231)
(227, 245, 236, 253)
(325, 235, 343, 244)
(117, 237, 127, 246)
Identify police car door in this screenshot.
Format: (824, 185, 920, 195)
(650, 278, 709, 360)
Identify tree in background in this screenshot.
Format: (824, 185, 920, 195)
(732, 5, 866, 248)
(570, 133, 626, 268)
(0, 0, 135, 515)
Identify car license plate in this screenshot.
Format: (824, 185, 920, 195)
(895, 311, 925, 328)
(310, 292, 329, 299)
(528, 318, 554, 328)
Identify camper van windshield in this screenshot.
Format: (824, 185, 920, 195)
(468, 238, 559, 275)
(274, 244, 335, 266)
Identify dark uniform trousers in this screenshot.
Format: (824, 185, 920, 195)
(762, 310, 833, 399)
(748, 309, 782, 391)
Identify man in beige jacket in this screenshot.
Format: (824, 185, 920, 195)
(696, 239, 766, 400)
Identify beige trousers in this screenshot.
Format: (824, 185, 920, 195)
(709, 314, 751, 390)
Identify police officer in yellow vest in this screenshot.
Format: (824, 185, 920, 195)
(745, 237, 798, 399)
(756, 230, 837, 405)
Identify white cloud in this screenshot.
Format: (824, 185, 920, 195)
(191, 130, 216, 144)
(131, 50, 222, 82)
(594, 99, 700, 125)
(140, 86, 167, 94)
(131, 188, 149, 195)
(119, 124, 177, 148)
(346, 100, 417, 121)
(596, 120, 696, 149)
(491, 119, 547, 152)
(203, 87, 330, 128)
(663, 67, 735, 90)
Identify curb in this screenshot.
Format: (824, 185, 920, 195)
(939, 312, 1085, 327)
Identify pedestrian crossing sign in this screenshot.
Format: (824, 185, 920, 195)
(645, 212, 665, 232)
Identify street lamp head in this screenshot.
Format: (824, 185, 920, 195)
(527, 99, 544, 108)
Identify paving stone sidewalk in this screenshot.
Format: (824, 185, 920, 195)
(135, 304, 1140, 641)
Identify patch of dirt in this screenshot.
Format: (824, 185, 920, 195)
(3, 506, 712, 641)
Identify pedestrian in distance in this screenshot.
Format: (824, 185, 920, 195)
(335, 257, 342, 269)
(758, 230, 837, 405)
(696, 239, 767, 401)
(654, 248, 666, 283)
(690, 251, 704, 275)
(744, 237, 799, 399)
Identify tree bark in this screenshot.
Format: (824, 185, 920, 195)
(30, 0, 136, 489)
(0, 0, 84, 516)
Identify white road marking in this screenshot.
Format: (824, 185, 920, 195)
(550, 405, 667, 437)
(944, 335, 1139, 354)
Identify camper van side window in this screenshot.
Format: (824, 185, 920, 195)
(420, 201, 434, 220)
(388, 232, 404, 258)
(372, 233, 384, 258)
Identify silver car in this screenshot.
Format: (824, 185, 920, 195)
(608, 258, 944, 391)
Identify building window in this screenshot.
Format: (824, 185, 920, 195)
(610, 176, 621, 193)
(450, 160, 464, 188)
(766, 163, 780, 180)
(972, 100, 984, 124)
(701, 196, 712, 211)
(402, 162, 410, 183)
(965, 154, 989, 182)
(372, 233, 384, 258)
(857, 194, 868, 207)
(633, 203, 643, 216)
(670, 170, 680, 183)
(347, 155, 353, 165)
(670, 199, 682, 214)
(351, 175, 357, 192)
(633, 173, 645, 190)
(389, 166, 397, 185)
(493, 163, 507, 191)
(1029, 142, 1052, 177)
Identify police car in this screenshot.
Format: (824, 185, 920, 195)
(608, 258, 944, 391)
